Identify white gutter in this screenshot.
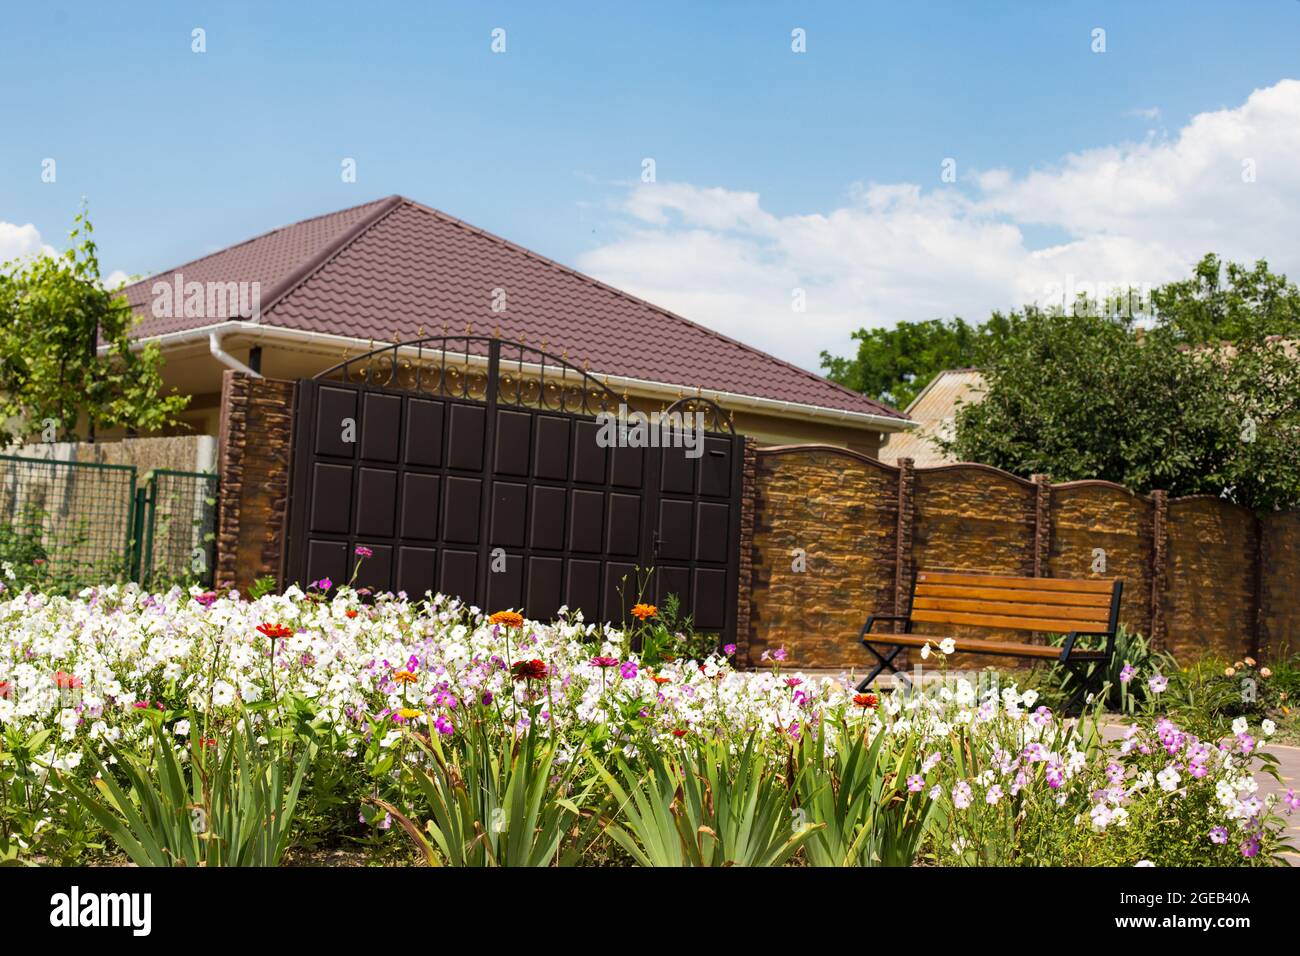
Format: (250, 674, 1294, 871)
(117, 320, 914, 432)
(207, 330, 261, 378)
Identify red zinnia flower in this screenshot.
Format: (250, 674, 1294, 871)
(670, 727, 688, 737)
(345, 609, 359, 619)
(53, 670, 82, 690)
(510, 659, 549, 682)
(590, 656, 619, 668)
(257, 623, 293, 639)
(0, 681, 12, 699)
(853, 693, 878, 709)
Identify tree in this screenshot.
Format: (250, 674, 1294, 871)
(935, 307, 1300, 511)
(819, 315, 1018, 410)
(0, 209, 188, 443)
(1149, 254, 1300, 346)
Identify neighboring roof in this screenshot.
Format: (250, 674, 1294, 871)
(878, 368, 985, 465)
(122, 195, 906, 423)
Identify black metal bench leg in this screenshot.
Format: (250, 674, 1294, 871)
(1061, 662, 1095, 716)
(857, 644, 903, 691)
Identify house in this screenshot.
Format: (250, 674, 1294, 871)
(877, 368, 985, 466)
(119, 196, 911, 453)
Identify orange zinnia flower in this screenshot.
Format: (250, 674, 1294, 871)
(392, 670, 418, 684)
(257, 623, 293, 639)
(631, 603, 657, 621)
(345, 609, 359, 619)
(853, 693, 878, 709)
(53, 670, 83, 690)
(489, 610, 525, 629)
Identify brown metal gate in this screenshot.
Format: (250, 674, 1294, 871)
(284, 336, 743, 643)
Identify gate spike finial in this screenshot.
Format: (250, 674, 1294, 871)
(465, 323, 473, 335)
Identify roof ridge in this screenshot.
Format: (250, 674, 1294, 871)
(392, 198, 906, 419)
(256, 195, 404, 320)
(120, 196, 396, 299)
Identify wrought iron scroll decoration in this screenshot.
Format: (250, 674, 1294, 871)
(315, 335, 623, 417)
(661, 395, 735, 435)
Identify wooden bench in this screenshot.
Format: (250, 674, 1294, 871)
(858, 569, 1123, 707)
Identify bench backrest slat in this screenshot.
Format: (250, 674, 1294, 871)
(913, 570, 1120, 635)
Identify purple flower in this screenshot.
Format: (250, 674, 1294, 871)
(772, 648, 788, 662)
(1237, 733, 1256, 754)
(906, 774, 924, 793)
(1045, 761, 1065, 789)
(1148, 673, 1168, 694)
(619, 661, 638, 680)
(723, 643, 737, 656)
(309, 577, 332, 591)
(1284, 789, 1299, 814)
(1240, 836, 1260, 859)
(1209, 826, 1229, 845)
(354, 546, 373, 559)
(434, 714, 454, 735)
(1119, 664, 1135, 684)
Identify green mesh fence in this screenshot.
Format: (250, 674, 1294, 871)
(139, 469, 219, 590)
(0, 454, 217, 593)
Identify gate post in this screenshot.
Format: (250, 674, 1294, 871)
(474, 339, 502, 609)
(128, 481, 148, 584)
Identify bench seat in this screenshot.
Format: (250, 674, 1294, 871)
(876, 632, 1109, 661)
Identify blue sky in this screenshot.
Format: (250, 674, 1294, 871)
(3, 1, 1299, 369)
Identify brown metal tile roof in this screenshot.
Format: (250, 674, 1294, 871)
(123, 195, 906, 421)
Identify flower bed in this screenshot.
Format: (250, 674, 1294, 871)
(0, 583, 1293, 866)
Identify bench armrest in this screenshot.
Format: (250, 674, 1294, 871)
(860, 614, 911, 639)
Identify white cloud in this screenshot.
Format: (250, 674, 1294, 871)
(0, 223, 130, 290)
(579, 79, 1300, 371)
(0, 221, 53, 263)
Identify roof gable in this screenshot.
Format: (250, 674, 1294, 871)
(123, 196, 906, 421)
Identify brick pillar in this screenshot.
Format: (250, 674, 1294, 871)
(216, 371, 296, 592)
(1149, 490, 1168, 648)
(735, 436, 758, 667)
(894, 458, 915, 632)
(1031, 474, 1051, 578)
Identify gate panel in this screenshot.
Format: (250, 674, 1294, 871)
(285, 337, 742, 646)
